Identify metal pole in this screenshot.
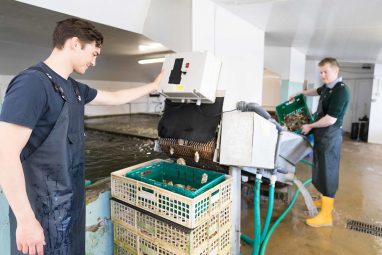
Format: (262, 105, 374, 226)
(229, 166, 241, 255)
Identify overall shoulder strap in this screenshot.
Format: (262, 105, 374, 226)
(27, 66, 68, 101)
(68, 77, 82, 102)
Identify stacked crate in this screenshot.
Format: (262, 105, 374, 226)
(111, 159, 232, 255)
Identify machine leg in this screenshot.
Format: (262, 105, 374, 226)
(229, 166, 241, 255)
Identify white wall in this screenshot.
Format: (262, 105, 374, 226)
(16, 0, 152, 33)
(192, 0, 216, 54)
(265, 46, 306, 103)
(216, 7, 264, 109)
(0, 40, 163, 82)
(0, 75, 14, 111)
(192, 0, 265, 110)
(262, 69, 281, 108)
(305, 60, 321, 112)
(80, 79, 163, 116)
(265, 46, 306, 83)
(289, 48, 306, 83)
(0, 76, 14, 88)
(264, 46, 291, 79)
(0, 41, 52, 76)
(369, 64, 382, 144)
(305, 59, 320, 83)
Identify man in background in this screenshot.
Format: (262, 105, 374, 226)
(291, 57, 350, 227)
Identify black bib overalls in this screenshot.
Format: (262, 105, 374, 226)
(312, 82, 344, 198)
(10, 69, 86, 255)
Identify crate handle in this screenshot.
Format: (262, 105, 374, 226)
(142, 187, 154, 194)
(211, 189, 220, 204)
(286, 95, 302, 106)
(285, 98, 294, 105)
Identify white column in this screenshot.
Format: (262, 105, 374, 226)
(289, 48, 306, 95)
(368, 64, 382, 144)
(192, 1, 265, 253)
(192, 0, 265, 110)
(305, 60, 321, 112)
(264, 46, 291, 79)
(264, 46, 306, 102)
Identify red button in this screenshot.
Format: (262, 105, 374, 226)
(186, 63, 189, 68)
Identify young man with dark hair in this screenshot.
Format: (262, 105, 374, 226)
(292, 57, 350, 227)
(0, 18, 163, 254)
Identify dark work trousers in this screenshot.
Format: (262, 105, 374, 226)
(10, 98, 86, 254)
(312, 125, 342, 198)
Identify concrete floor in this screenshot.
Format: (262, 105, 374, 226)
(86, 114, 382, 255)
(241, 138, 382, 255)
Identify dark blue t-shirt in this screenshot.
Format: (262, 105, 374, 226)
(0, 62, 97, 155)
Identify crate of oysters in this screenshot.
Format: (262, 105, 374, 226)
(276, 94, 314, 133)
(111, 159, 232, 228)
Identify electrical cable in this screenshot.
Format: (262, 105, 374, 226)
(196, 106, 236, 117)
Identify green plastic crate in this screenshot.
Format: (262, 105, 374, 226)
(276, 94, 314, 130)
(125, 161, 225, 198)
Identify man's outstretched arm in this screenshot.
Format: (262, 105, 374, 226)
(89, 70, 164, 106)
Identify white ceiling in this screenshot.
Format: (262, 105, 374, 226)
(213, 0, 382, 64)
(1, 0, 381, 82)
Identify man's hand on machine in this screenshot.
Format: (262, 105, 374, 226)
(150, 69, 165, 91)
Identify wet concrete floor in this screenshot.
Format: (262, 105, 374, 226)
(85, 114, 382, 255)
(241, 137, 382, 255)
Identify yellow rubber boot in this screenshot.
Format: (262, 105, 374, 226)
(313, 197, 322, 208)
(306, 196, 334, 227)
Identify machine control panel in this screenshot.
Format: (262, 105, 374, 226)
(159, 51, 221, 105)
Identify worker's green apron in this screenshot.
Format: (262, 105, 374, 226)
(10, 70, 86, 254)
(312, 85, 342, 198)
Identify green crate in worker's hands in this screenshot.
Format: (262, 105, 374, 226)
(125, 161, 225, 198)
(276, 94, 314, 132)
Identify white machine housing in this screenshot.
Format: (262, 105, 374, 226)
(159, 51, 222, 104)
(219, 111, 279, 169)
